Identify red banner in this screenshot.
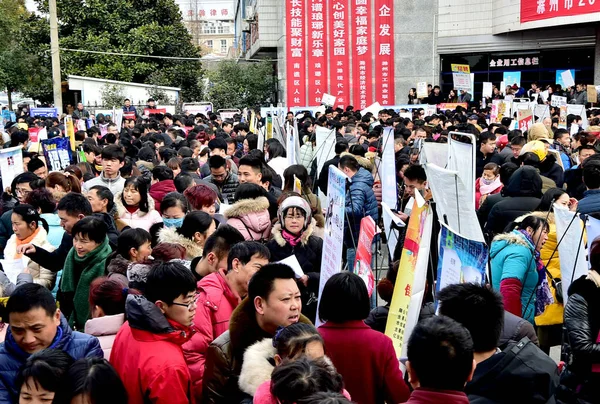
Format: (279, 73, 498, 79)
(286, 0, 307, 107)
(521, 0, 600, 22)
(306, 0, 328, 106)
(354, 216, 376, 296)
(352, 0, 373, 110)
(329, 0, 350, 108)
(374, 0, 395, 106)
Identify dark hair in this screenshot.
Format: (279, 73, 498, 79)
(245, 134, 258, 150)
(7, 283, 57, 318)
(71, 216, 107, 245)
(589, 237, 600, 271)
(16, 349, 74, 398)
(208, 155, 227, 169)
(282, 165, 310, 194)
(483, 162, 499, 176)
(145, 261, 196, 304)
(334, 141, 349, 155)
(177, 146, 193, 158)
(514, 214, 549, 233)
(12, 204, 49, 234)
(271, 358, 344, 404)
(319, 272, 369, 323)
(537, 188, 567, 211)
(234, 182, 266, 202)
(54, 358, 127, 404)
(203, 224, 245, 261)
(152, 243, 186, 261)
(57, 192, 92, 216)
(101, 145, 125, 162)
(25, 188, 56, 214)
(349, 144, 366, 157)
(297, 392, 353, 404)
(11, 172, 39, 197)
(437, 283, 504, 352)
(89, 185, 115, 213)
(226, 241, 270, 272)
(174, 173, 195, 193)
(403, 164, 427, 183)
(178, 211, 214, 240)
(208, 137, 227, 151)
(89, 277, 141, 316)
(116, 228, 152, 261)
(407, 316, 474, 391)
(248, 263, 297, 302)
(273, 323, 323, 360)
(27, 156, 46, 174)
(510, 135, 526, 146)
(184, 184, 217, 210)
(239, 155, 263, 173)
(181, 157, 199, 172)
(160, 192, 189, 214)
(499, 162, 518, 186)
(583, 156, 600, 189)
(338, 155, 359, 172)
(121, 177, 150, 212)
(267, 140, 286, 159)
(152, 166, 174, 181)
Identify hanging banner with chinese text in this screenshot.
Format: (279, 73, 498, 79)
(521, 0, 600, 23)
(354, 216, 376, 296)
(41, 138, 72, 172)
(352, 0, 372, 109)
(374, 0, 395, 105)
(307, 0, 328, 106)
(286, 0, 307, 107)
(328, 0, 350, 107)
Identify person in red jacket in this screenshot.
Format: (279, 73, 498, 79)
(183, 241, 270, 402)
(109, 261, 198, 404)
(405, 316, 475, 404)
(149, 166, 177, 211)
(318, 272, 410, 404)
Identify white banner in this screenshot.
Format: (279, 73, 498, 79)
(315, 166, 348, 327)
(421, 142, 448, 168)
(482, 82, 493, 98)
(567, 105, 588, 129)
(286, 124, 297, 166)
(448, 132, 476, 207)
(381, 127, 397, 210)
(554, 207, 588, 303)
(0, 146, 24, 191)
(416, 82, 428, 99)
(453, 72, 471, 91)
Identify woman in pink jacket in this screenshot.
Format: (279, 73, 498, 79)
(225, 183, 272, 242)
(115, 177, 163, 232)
(85, 277, 141, 359)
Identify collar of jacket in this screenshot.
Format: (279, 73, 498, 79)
(224, 196, 270, 219)
(583, 188, 600, 197)
(6, 315, 71, 360)
(318, 319, 368, 329)
(114, 191, 156, 218)
(157, 226, 203, 260)
(99, 171, 122, 183)
(271, 219, 316, 247)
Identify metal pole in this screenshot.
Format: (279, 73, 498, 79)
(49, 0, 63, 113)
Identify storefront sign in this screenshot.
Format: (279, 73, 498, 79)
(286, 0, 307, 107)
(489, 56, 539, 68)
(307, 0, 328, 106)
(352, 0, 372, 109)
(521, 0, 600, 23)
(374, 0, 395, 105)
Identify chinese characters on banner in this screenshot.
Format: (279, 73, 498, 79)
(352, 0, 372, 109)
(354, 216, 376, 296)
(517, 108, 534, 132)
(307, 0, 328, 105)
(374, 0, 395, 106)
(286, 0, 307, 107)
(41, 138, 72, 172)
(489, 56, 539, 68)
(521, 0, 600, 22)
(329, 0, 350, 107)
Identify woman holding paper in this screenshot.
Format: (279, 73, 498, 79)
(266, 195, 323, 323)
(0, 204, 55, 296)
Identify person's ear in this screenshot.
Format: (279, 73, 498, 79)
(274, 354, 282, 366)
(254, 296, 265, 315)
(53, 309, 61, 326)
(206, 252, 217, 266)
(129, 247, 138, 261)
(77, 214, 85, 220)
(155, 300, 168, 315)
(232, 258, 241, 273)
(119, 161, 125, 169)
(193, 232, 203, 244)
(466, 359, 477, 384)
(406, 360, 419, 389)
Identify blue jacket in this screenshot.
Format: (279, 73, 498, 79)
(577, 189, 600, 215)
(490, 231, 538, 324)
(0, 316, 103, 403)
(344, 168, 378, 248)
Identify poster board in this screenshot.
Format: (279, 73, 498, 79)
(0, 146, 23, 191)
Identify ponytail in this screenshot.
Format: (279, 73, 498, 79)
(12, 204, 49, 233)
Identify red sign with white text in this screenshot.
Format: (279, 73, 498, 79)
(352, 0, 373, 109)
(521, 0, 600, 22)
(286, 0, 307, 107)
(374, 0, 395, 105)
(307, 0, 328, 106)
(329, 0, 350, 107)
(354, 216, 376, 296)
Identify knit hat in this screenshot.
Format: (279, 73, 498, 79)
(521, 140, 547, 161)
(528, 123, 551, 143)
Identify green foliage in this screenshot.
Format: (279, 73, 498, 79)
(100, 84, 126, 108)
(207, 60, 276, 110)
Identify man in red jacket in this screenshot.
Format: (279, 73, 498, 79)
(110, 261, 198, 404)
(184, 241, 270, 402)
(405, 316, 475, 404)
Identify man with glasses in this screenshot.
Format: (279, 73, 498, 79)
(205, 155, 239, 204)
(110, 261, 199, 404)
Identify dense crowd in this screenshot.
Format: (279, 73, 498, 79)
(0, 86, 598, 404)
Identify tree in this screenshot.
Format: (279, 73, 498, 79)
(100, 84, 126, 108)
(22, 0, 204, 102)
(207, 60, 276, 110)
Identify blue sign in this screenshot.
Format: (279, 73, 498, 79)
(30, 108, 60, 118)
(503, 71, 521, 88)
(1, 111, 10, 121)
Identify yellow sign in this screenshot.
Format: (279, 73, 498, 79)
(65, 116, 76, 151)
(451, 64, 470, 74)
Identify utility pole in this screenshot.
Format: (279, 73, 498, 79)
(49, 0, 63, 113)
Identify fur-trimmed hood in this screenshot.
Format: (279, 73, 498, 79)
(114, 191, 157, 218)
(490, 230, 534, 259)
(340, 151, 374, 171)
(225, 196, 270, 219)
(157, 226, 203, 260)
(271, 218, 316, 247)
(514, 211, 555, 225)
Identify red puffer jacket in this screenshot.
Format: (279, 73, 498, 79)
(149, 179, 177, 211)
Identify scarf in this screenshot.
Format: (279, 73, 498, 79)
(61, 237, 112, 330)
(479, 176, 502, 196)
(14, 228, 41, 259)
(281, 229, 302, 247)
(587, 270, 600, 288)
(517, 230, 554, 316)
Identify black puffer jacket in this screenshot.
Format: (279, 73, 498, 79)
(538, 154, 564, 188)
(266, 219, 323, 323)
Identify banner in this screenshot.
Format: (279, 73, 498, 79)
(381, 202, 405, 260)
(452, 73, 471, 91)
(554, 207, 587, 303)
(588, 85, 598, 104)
(491, 100, 500, 123)
(351, 0, 372, 109)
(503, 71, 521, 87)
(551, 95, 568, 108)
(448, 132, 476, 208)
(316, 166, 348, 327)
(354, 216, 376, 296)
(380, 127, 397, 210)
(482, 82, 493, 98)
(521, 0, 600, 23)
(451, 64, 470, 74)
(374, 0, 395, 105)
(558, 105, 567, 128)
(65, 116, 76, 152)
(436, 223, 488, 295)
(385, 195, 432, 360)
(143, 108, 167, 116)
(286, 124, 297, 165)
(306, 0, 326, 106)
(0, 146, 23, 191)
(30, 108, 59, 118)
(416, 82, 428, 99)
(41, 138, 72, 172)
(437, 103, 468, 111)
(328, 0, 350, 107)
(517, 108, 534, 132)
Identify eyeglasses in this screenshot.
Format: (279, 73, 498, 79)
(171, 294, 199, 310)
(15, 188, 30, 197)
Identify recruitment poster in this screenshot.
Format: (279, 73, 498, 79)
(42, 138, 72, 172)
(385, 194, 432, 359)
(354, 216, 376, 297)
(436, 224, 488, 295)
(315, 166, 348, 327)
(0, 146, 24, 191)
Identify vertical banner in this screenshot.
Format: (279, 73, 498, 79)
(517, 108, 534, 132)
(558, 105, 567, 129)
(381, 127, 397, 209)
(286, 124, 297, 165)
(286, 0, 307, 107)
(329, 0, 350, 107)
(316, 166, 348, 327)
(307, 0, 328, 106)
(354, 216, 376, 296)
(0, 146, 24, 191)
(385, 195, 432, 360)
(351, 0, 372, 109)
(554, 207, 587, 303)
(374, 0, 395, 105)
(436, 224, 488, 295)
(41, 138, 72, 172)
(65, 116, 76, 151)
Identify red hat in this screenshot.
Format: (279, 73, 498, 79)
(496, 134, 509, 148)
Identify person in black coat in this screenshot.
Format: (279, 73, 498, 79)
(559, 238, 600, 403)
(266, 195, 323, 323)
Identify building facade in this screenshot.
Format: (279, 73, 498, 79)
(178, 0, 235, 57)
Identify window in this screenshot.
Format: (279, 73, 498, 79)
(206, 40, 213, 48)
(217, 24, 224, 34)
(220, 40, 227, 54)
(203, 23, 216, 34)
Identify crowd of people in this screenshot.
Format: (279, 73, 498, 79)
(0, 90, 597, 404)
